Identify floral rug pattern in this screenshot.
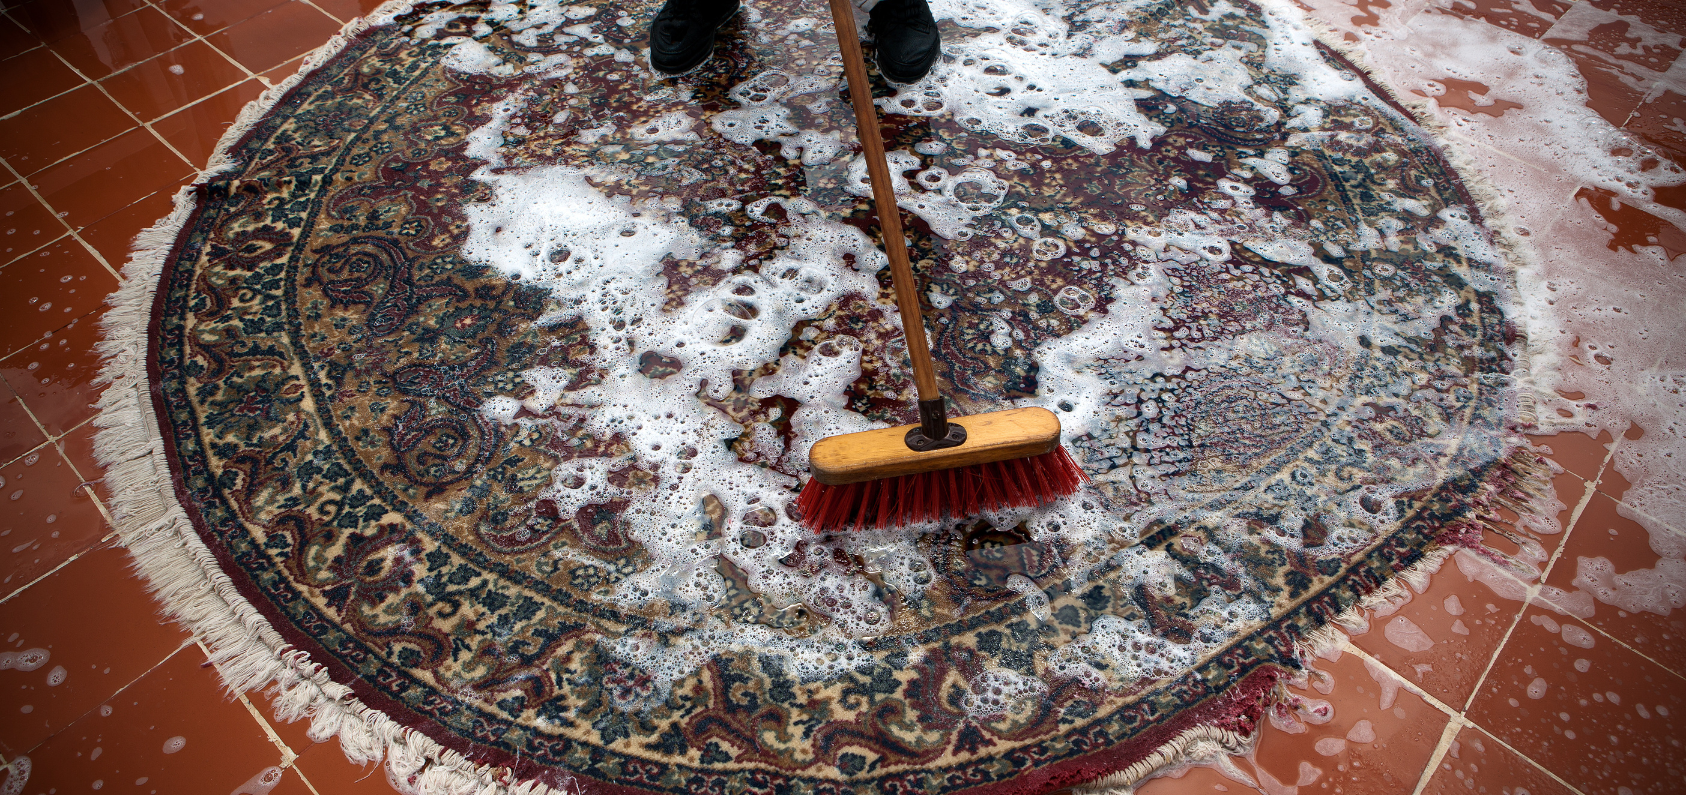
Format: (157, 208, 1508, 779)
(145, 0, 1533, 791)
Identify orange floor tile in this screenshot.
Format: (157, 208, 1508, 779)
(0, 0, 1682, 793)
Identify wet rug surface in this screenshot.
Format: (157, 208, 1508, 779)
(141, 0, 1533, 791)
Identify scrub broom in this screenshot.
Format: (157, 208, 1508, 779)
(796, 0, 1087, 533)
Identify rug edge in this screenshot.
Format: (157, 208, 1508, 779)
(88, 2, 575, 794)
(88, 1, 1560, 793)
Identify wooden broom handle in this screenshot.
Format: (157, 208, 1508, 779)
(825, 0, 942, 404)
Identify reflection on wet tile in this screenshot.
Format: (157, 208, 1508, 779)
(1443, 0, 1571, 40)
(0, 83, 134, 176)
(100, 39, 252, 122)
(27, 127, 194, 230)
(203, 1, 340, 74)
(1420, 726, 1577, 795)
(4, 0, 150, 47)
(0, 544, 188, 755)
(0, 237, 116, 359)
(0, 45, 83, 116)
(0, 313, 102, 437)
(0, 386, 45, 466)
(0, 426, 105, 590)
(1541, 491, 1686, 674)
(47, 5, 194, 79)
(1467, 603, 1686, 794)
(150, 79, 268, 168)
(16, 646, 306, 794)
(159, 0, 291, 37)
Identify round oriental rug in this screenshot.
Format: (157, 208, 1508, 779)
(95, 0, 1549, 792)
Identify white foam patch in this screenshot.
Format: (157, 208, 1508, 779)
(441, 0, 1536, 691)
(1293, 1, 1686, 566)
(879, 0, 1166, 154)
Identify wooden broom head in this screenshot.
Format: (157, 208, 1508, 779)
(808, 406, 1063, 486)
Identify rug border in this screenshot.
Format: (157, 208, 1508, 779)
(89, 1, 1550, 794)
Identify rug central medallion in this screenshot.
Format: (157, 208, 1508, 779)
(146, 0, 1527, 791)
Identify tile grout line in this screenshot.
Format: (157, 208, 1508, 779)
(1343, 640, 1591, 795)
(0, 155, 126, 281)
(18, 638, 198, 756)
(42, 39, 200, 193)
(1459, 443, 1612, 716)
(211, 639, 302, 767)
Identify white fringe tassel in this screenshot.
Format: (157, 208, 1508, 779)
(92, 1, 1544, 794)
(91, 2, 578, 793)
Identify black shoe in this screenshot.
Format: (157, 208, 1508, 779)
(869, 0, 940, 84)
(649, 0, 740, 75)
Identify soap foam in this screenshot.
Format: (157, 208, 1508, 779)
(437, 0, 1534, 694)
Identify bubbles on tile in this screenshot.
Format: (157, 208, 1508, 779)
(0, 648, 49, 671)
(161, 735, 186, 754)
(230, 767, 284, 795)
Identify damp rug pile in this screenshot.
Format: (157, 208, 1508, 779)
(97, 0, 1546, 792)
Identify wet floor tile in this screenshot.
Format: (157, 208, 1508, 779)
(1443, 0, 1573, 40)
(1544, 2, 1684, 76)
(0, 179, 63, 268)
(100, 39, 255, 123)
(204, 1, 341, 75)
(77, 186, 182, 268)
(0, 237, 117, 360)
(159, 0, 292, 37)
(1467, 602, 1686, 794)
(0, 431, 105, 591)
(4, 0, 150, 48)
(1347, 544, 1544, 709)
(0, 313, 102, 438)
(0, 387, 45, 467)
(292, 741, 396, 795)
(47, 5, 195, 80)
(0, 543, 188, 755)
(1541, 491, 1686, 675)
(52, 419, 102, 497)
(1251, 648, 1451, 794)
(1625, 87, 1686, 162)
(1528, 430, 1609, 484)
(27, 127, 194, 231)
(151, 79, 269, 169)
(1566, 49, 1654, 126)
(15, 645, 308, 794)
(312, 0, 390, 25)
(1419, 726, 1577, 795)
(0, 83, 134, 176)
(0, 45, 83, 116)
(1588, 0, 1686, 36)
(0, 15, 38, 60)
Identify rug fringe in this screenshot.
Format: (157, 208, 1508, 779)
(90, 1, 579, 793)
(93, 0, 1554, 793)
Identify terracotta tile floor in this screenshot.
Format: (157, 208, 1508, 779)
(0, 0, 1681, 793)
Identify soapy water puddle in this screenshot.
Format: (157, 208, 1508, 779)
(383, 0, 1535, 700)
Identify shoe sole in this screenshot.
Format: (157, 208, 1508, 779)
(652, 4, 741, 76)
(874, 40, 939, 85)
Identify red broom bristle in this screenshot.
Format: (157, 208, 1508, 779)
(798, 447, 1089, 533)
